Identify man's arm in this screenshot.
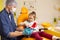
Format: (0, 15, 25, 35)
(0, 14, 22, 38)
(9, 31, 22, 38)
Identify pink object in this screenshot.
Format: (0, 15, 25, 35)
(31, 31, 52, 40)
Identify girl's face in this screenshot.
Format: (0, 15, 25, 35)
(28, 15, 34, 22)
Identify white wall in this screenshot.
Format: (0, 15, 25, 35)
(15, 0, 60, 24)
(35, 0, 60, 24)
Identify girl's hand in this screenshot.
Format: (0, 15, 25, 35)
(20, 22, 25, 25)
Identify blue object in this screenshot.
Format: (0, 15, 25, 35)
(23, 27, 33, 35)
(0, 8, 17, 40)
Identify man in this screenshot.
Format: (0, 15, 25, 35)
(0, 0, 23, 40)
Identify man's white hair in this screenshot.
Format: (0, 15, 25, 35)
(6, 0, 17, 6)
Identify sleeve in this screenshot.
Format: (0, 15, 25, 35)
(24, 21, 29, 26)
(24, 21, 28, 24)
(0, 15, 11, 38)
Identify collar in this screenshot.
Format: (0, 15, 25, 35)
(4, 8, 12, 15)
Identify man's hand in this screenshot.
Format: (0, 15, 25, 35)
(9, 31, 23, 37)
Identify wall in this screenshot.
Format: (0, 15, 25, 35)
(35, 0, 60, 24)
(15, 0, 60, 24)
(0, 0, 4, 11)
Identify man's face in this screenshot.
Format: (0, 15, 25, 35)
(10, 5, 16, 13)
(8, 4, 16, 13)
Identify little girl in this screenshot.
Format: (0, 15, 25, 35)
(19, 11, 60, 40)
